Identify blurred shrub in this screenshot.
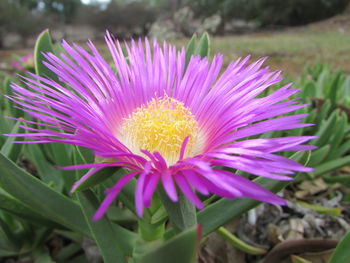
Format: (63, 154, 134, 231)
(41, 0, 82, 23)
(226, 0, 349, 26)
(75, 1, 158, 38)
(0, 0, 77, 48)
(185, 0, 349, 26)
(0, 0, 42, 47)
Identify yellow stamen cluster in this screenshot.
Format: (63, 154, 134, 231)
(119, 96, 201, 165)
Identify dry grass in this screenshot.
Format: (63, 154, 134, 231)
(171, 27, 350, 76)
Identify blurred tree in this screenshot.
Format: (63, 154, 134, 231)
(18, 0, 39, 9)
(41, 0, 82, 23)
(0, 0, 80, 48)
(0, 0, 41, 48)
(184, 0, 350, 27)
(76, 0, 157, 38)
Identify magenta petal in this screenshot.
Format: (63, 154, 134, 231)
(135, 162, 151, 216)
(56, 162, 120, 170)
(174, 174, 204, 209)
(93, 171, 138, 221)
(135, 172, 147, 217)
(161, 170, 178, 202)
(71, 167, 102, 193)
(200, 171, 243, 197)
(143, 173, 161, 207)
(215, 170, 286, 205)
(182, 170, 209, 195)
(179, 136, 190, 160)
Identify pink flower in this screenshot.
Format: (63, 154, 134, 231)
(21, 54, 34, 68)
(7, 33, 315, 220)
(10, 60, 25, 71)
(11, 54, 34, 72)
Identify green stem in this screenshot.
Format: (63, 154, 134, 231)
(158, 188, 197, 233)
(138, 219, 165, 241)
(216, 227, 267, 255)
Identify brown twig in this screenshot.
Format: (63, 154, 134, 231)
(261, 239, 338, 263)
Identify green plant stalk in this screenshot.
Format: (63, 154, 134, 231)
(138, 219, 165, 242)
(291, 255, 313, 263)
(158, 188, 197, 233)
(216, 227, 267, 255)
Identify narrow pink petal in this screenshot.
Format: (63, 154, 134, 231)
(56, 162, 120, 170)
(143, 173, 161, 207)
(161, 170, 178, 202)
(208, 154, 293, 181)
(179, 136, 190, 160)
(174, 174, 204, 209)
(93, 172, 138, 221)
(71, 167, 103, 193)
(135, 162, 151, 216)
(214, 170, 286, 205)
(182, 170, 209, 195)
(153, 152, 168, 169)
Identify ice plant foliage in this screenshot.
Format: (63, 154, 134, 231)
(7, 33, 315, 220)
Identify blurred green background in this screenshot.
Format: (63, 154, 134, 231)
(1, 0, 350, 76)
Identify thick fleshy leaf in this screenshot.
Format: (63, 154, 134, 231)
(34, 29, 58, 82)
(324, 174, 350, 188)
(134, 226, 200, 263)
(313, 155, 350, 176)
(50, 142, 75, 190)
(158, 188, 197, 233)
(0, 217, 20, 250)
(0, 191, 61, 228)
(76, 190, 135, 262)
(329, 231, 350, 263)
(185, 34, 197, 65)
(1, 121, 23, 162)
(73, 148, 138, 258)
(0, 153, 91, 237)
(0, 114, 12, 145)
(307, 145, 330, 167)
(24, 144, 63, 191)
(312, 110, 338, 147)
(73, 166, 121, 192)
(326, 111, 347, 160)
(195, 32, 210, 58)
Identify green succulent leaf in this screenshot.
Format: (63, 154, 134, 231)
(1, 120, 23, 162)
(34, 29, 58, 81)
(185, 34, 197, 65)
(329, 231, 350, 263)
(195, 32, 210, 58)
(24, 144, 63, 192)
(76, 190, 132, 263)
(73, 148, 138, 259)
(134, 226, 200, 263)
(0, 191, 61, 228)
(313, 155, 350, 176)
(0, 153, 91, 237)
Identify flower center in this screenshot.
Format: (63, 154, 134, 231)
(119, 96, 202, 165)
